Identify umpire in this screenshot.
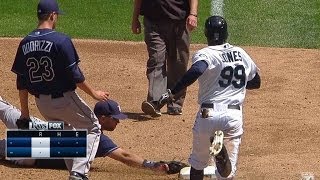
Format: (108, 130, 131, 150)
(132, 0, 198, 116)
(11, 0, 109, 179)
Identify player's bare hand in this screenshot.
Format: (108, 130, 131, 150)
(131, 19, 141, 34)
(186, 15, 198, 32)
(93, 90, 109, 101)
(153, 163, 169, 174)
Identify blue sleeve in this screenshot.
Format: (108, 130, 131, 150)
(68, 65, 85, 83)
(59, 37, 80, 68)
(59, 37, 85, 83)
(171, 60, 208, 94)
(95, 134, 119, 157)
(11, 42, 29, 90)
(16, 74, 28, 90)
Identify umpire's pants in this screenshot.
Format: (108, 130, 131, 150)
(143, 17, 190, 110)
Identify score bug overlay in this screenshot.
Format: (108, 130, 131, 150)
(6, 130, 87, 159)
(29, 121, 64, 130)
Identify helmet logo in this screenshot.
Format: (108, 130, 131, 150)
(214, 33, 220, 40)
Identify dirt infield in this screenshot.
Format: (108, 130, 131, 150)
(0, 38, 319, 179)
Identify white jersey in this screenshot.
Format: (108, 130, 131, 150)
(192, 43, 258, 105)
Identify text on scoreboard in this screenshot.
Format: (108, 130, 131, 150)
(6, 130, 87, 158)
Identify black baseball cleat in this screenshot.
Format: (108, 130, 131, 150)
(209, 130, 231, 177)
(141, 101, 162, 117)
(69, 171, 88, 180)
(215, 145, 232, 177)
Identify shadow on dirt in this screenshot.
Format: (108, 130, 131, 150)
(0, 159, 68, 170)
(123, 112, 159, 122)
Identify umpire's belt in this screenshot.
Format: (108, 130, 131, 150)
(34, 92, 64, 99)
(201, 103, 240, 110)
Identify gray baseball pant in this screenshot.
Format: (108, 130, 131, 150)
(34, 91, 101, 176)
(143, 17, 190, 110)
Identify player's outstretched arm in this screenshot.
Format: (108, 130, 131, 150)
(158, 60, 208, 105)
(142, 60, 209, 114)
(76, 81, 109, 101)
(108, 148, 168, 173)
(171, 60, 208, 95)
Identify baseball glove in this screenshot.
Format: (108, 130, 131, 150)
(16, 118, 31, 129)
(156, 160, 188, 174)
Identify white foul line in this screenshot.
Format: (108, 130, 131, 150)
(211, 0, 224, 16)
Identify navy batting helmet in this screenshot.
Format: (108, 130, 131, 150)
(205, 16, 228, 45)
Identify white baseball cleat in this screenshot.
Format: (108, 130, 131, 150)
(209, 130, 224, 156)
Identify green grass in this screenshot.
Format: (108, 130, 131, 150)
(0, 0, 319, 48)
(224, 0, 320, 48)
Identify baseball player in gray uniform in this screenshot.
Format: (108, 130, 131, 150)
(10, 0, 109, 179)
(147, 16, 261, 179)
(0, 96, 188, 175)
(0, 96, 41, 166)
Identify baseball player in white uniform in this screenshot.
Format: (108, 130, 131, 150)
(154, 16, 261, 179)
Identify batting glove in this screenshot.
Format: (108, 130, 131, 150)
(158, 89, 174, 108)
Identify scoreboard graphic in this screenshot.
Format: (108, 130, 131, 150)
(6, 129, 87, 159)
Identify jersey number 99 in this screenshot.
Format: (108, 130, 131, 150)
(219, 65, 246, 88)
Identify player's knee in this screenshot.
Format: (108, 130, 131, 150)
(190, 166, 204, 180)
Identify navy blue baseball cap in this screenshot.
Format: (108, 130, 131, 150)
(37, 0, 64, 15)
(94, 100, 128, 120)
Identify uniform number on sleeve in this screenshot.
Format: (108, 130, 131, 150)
(218, 65, 245, 88)
(26, 56, 55, 83)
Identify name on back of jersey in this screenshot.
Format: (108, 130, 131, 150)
(22, 40, 53, 55)
(221, 51, 243, 63)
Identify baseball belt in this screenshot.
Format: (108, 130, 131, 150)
(201, 103, 240, 110)
(34, 92, 64, 99)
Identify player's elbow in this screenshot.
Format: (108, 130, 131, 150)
(118, 151, 132, 163)
(109, 148, 137, 166)
(246, 73, 261, 89)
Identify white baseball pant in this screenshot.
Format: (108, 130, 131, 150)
(188, 104, 243, 179)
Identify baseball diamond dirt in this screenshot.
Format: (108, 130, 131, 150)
(0, 38, 319, 179)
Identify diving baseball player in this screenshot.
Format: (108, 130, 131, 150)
(147, 16, 261, 179)
(11, 0, 108, 179)
(0, 96, 186, 175)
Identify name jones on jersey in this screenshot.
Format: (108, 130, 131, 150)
(221, 51, 243, 63)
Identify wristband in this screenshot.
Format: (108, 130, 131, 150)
(190, 13, 197, 17)
(142, 159, 156, 168)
